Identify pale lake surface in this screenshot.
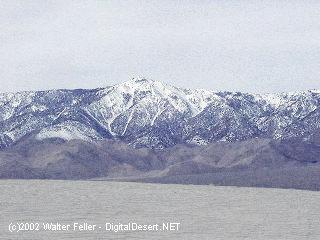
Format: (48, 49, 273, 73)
(0, 180, 320, 240)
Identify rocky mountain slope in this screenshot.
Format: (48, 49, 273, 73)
(1, 77, 320, 149)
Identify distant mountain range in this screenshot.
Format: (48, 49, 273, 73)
(1, 77, 320, 149)
(1, 78, 320, 190)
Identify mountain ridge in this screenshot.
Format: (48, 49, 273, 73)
(1, 77, 320, 149)
(1, 78, 320, 190)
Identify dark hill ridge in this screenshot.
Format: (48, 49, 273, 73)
(1, 78, 320, 149)
(1, 132, 320, 190)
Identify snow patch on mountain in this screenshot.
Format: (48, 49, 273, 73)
(187, 136, 209, 146)
(36, 121, 102, 141)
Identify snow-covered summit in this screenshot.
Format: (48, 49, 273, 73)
(0, 78, 320, 149)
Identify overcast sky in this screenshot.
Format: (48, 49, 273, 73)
(1, 0, 320, 93)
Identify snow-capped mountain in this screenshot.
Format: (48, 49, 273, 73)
(1, 77, 320, 149)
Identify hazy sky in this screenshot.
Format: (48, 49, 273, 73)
(1, 0, 320, 93)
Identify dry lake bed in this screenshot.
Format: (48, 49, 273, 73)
(0, 180, 320, 239)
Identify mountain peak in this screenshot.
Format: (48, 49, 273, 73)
(131, 77, 153, 83)
(111, 77, 170, 94)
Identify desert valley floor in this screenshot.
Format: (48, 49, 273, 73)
(0, 180, 320, 240)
